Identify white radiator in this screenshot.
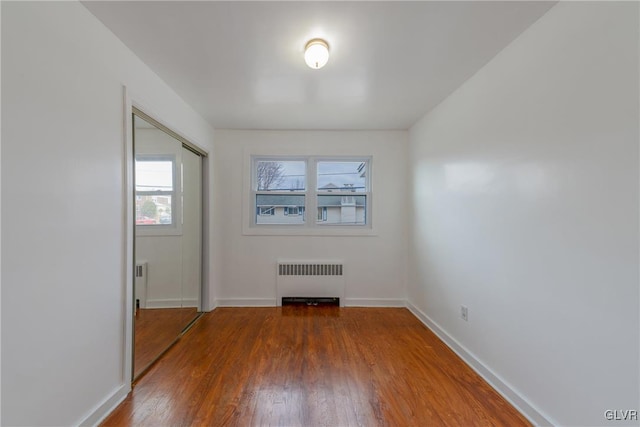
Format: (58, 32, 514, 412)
(276, 261, 345, 306)
(134, 262, 148, 309)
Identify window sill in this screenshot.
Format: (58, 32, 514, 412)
(242, 225, 377, 237)
(136, 225, 183, 237)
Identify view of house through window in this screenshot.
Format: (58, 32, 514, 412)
(255, 160, 306, 225)
(316, 161, 367, 225)
(135, 158, 175, 225)
(252, 157, 370, 227)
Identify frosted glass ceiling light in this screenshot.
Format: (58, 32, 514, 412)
(304, 38, 329, 69)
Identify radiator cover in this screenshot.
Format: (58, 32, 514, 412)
(276, 261, 345, 307)
(134, 262, 148, 309)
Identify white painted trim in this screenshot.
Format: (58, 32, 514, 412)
(216, 298, 278, 307)
(344, 298, 406, 307)
(242, 149, 378, 237)
(122, 86, 135, 386)
(242, 226, 378, 237)
(0, 5, 3, 421)
(77, 384, 130, 427)
(215, 298, 407, 308)
(200, 156, 212, 312)
(129, 101, 210, 159)
(405, 302, 556, 427)
(145, 298, 199, 309)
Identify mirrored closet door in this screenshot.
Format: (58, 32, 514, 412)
(133, 111, 203, 379)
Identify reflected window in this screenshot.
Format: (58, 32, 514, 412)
(135, 156, 175, 226)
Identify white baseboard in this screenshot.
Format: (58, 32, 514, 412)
(78, 384, 130, 427)
(145, 298, 199, 309)
(215, 298, 406, 307)
(405, 301, 555, 427)
(344, 298, 406, 307)
(216, 298, 277, 307)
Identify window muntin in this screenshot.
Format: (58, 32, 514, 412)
(135, 157, 176, 226)
(251, 157, 370, 228)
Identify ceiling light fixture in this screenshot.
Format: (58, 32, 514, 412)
(304, 38, 329, 69)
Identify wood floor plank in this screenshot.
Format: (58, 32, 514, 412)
(134, 307, 200, 379)
(102, 307, 531, 427)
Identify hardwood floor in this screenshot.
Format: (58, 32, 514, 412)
(105, 307, 530, 427)
(134, 307, 199, 379)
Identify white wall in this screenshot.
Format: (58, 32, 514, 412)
(1, 2, 215, 426)
(214, 130, 408, 307)
(407, 2, 638, 426)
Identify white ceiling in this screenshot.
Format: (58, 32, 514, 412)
(83, 1, 555, 130)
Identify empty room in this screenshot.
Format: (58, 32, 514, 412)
(2, 1, 638, 426)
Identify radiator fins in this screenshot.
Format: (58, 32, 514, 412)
(278, 263, 343, 276)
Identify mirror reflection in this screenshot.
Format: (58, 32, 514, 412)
(133, 112, 202, 379)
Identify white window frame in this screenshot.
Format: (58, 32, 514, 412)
(245, 154, 373, 236)
(135, 154, 182, 237)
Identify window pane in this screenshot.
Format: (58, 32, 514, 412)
(256, 160, 305, 191)
(135, 159, 174, 226)
(259, 206, 275, 216)
(135, 160, 173, 192)
(256, 194, 305, 224)
(317, 207, 328, 221)
(316, 195, 366, 225)
(317, 161, 366, 192)
(136, 195, 172, 225)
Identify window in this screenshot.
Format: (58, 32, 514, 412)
(253, 160, 306, 225)
(317, 207, 328, 222)
(284, 207, 303, 216)
(251, 156, 371, 229)
(259, 206, 275, 216)
(316, 161, 367, 225)
(135, 156, 176, 226)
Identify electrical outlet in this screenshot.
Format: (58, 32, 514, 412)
(461, 305, 468, 321)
